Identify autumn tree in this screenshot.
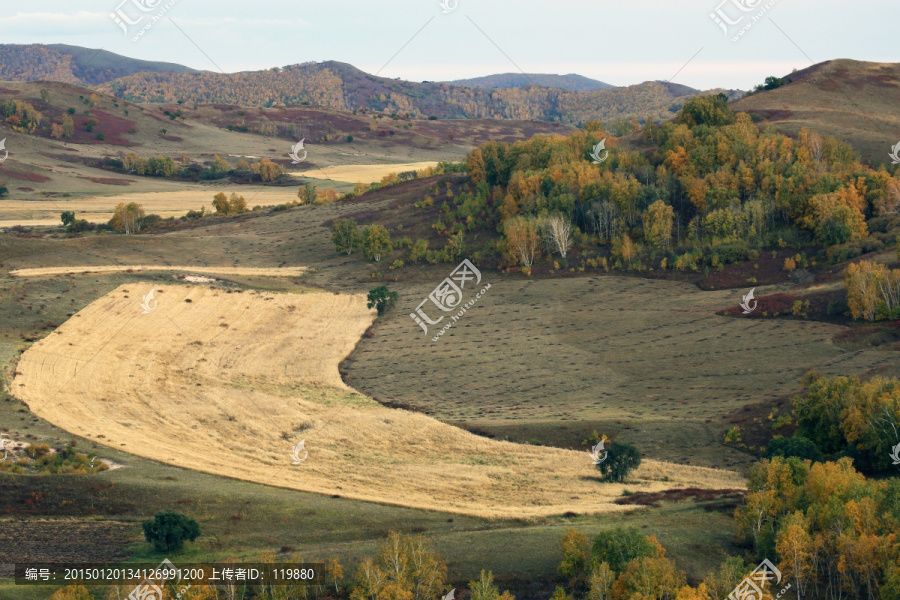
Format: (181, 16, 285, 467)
(541, 213, 573, 258)
(110, 202, 145, 234)
(362, 224, 393, 262)
(332, 218, 361, 255)
(298, 183, 317, 205)
(775, 511, 813, 599)
(315, 188, 340, 205)
(209, 154, 230, 174)
(350, 531, 447, 600)
(327, 557, 344, 595)
(612, 234, 637, 267)
(611, 538, 686, 600)
(254, 158, 283, 182)
(504, 215, 540, 268)
(49, 584, 94, 600)
(62, 114, 74, 138)
(559, 528, 591, 586)
(844, 260, 886, 322)
(468, 570, 515, 600)
(643, 200, 674, 249)
(586, 563, 615, 600)
(803, 189, 868, 246)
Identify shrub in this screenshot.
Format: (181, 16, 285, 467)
(709, 241, 751, 266)
(826, 243, 862, 264)
(367, 286, 398, 316)
(141, 511, 200, 552)
(827, 300, 849, 316)
(597, 441, 641, 483)
(765, 435, 823, 462)
(409, 239, 429, 262)
(724, 426, 741, 444)
(860, 236, 885, 254)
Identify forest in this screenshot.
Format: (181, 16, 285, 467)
(330, 95, 899, 282)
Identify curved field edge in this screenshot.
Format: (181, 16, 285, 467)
(11, 283, 744, 518)
(9, 266, 307, 278)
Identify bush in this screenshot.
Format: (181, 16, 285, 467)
(827, 300, 849, 316)
(709, 241, 751, 266)
(141, 511, 200, 552)
(367, 286, 398, 316)
(591, 527, 654, 573)
(765, 435, 823, 462)
(596, 441, 641, 483)
(860, 236, 885, 254)
(826, 243, 862, 264)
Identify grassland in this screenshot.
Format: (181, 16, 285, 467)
(2, 156, 895, 598)
(11, 282, 743, 519)
(733, 59, 900, 165)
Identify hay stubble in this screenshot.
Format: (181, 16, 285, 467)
(13, 284, 744, 518)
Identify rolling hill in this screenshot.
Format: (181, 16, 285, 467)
(447, 72, 614, 91)
(732, 59, 900, 165)
(97, 60, 739, 125)
(0, 45, 740, 126)
(0, 43, 199, 86)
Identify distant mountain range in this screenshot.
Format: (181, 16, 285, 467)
(447, 73, 613, 92)
(0, 44, 742, 126)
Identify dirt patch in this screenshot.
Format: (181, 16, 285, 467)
(10, 265, 307, 278)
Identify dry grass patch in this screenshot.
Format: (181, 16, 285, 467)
(10, 265, 307, 278)
(291, 162, 439, 184)
(12, 284, 744, 518)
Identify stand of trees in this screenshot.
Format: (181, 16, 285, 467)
(374, 94, 899, 275)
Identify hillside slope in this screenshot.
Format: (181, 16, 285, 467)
(732, 59, 900, 165)
(0, 44, 199, 86)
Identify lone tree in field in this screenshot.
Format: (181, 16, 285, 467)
(142, 510, 200, 553)
(362, 225, 393, 262)
(60, 211, 75, 228)
(367, 286, 398, 316)
(331, 218, 361, 255)
(597, 441, 641, 483)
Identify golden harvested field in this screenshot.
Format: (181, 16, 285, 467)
(10, 265, 307, 278)
(291, 161, 439, 184)
(12, 284, 744, 518)
(0, 189, 302, 226)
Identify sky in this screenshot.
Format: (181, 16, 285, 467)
(1, 0, 898, 90)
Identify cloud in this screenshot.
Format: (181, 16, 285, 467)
(0, 11, 109, 35)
